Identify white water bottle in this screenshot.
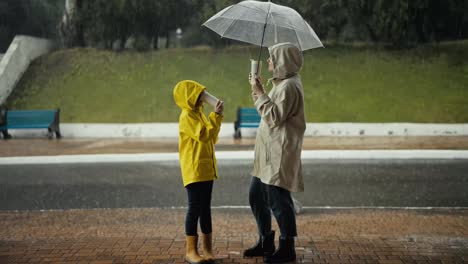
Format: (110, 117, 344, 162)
(200, 91, 219, 107)
(250, 59, 262, 84)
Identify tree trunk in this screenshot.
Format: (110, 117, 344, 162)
(153, 32, 159, 50)
(119, 35, 126, 51)
(165, 31, 170, 49)
(76, 23, 85, 47)
(365, 22, 378, 42)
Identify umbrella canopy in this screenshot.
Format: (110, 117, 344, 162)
(202, 0, 324, 51)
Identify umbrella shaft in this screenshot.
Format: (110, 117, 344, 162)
(257, 4, 271, 75)
(256, 23, 267, 74)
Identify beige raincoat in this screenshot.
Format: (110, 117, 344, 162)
(251, 43, 306, 193)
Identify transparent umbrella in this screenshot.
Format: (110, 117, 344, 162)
(202, 0, 324, 71)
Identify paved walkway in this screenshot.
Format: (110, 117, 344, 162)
(2, 136, 468, 157)
(1, 208, 468, 264)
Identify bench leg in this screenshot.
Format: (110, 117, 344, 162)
(1, 130, 12, 140)
(234, 128, 242, 139)
(47, 127, 62, 139)
(233, 121, 240, 139)
(47, 128, 54, 139)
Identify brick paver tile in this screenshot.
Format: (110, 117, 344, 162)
(1, 208, 467, 263)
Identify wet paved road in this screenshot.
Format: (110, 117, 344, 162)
(1, 159, 467, 210)
(2, 137, 468, 157)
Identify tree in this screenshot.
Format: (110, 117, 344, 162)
(0, 0, 25, 51)
(1, 0, 64, 51)
(158, 0, 194, 48)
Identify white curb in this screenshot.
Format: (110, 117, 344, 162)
(3, 123, 468, 139)
(1, 150, 468, 165)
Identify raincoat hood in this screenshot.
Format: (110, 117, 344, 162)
(173, 80, 206, 110)
(268, 42, 303, 80)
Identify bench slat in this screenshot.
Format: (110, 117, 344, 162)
(239, 109, 258, 114)
(234, 107, 261, 138)
(7, 111, 56, 126)
(238, 107, 261, 128)
(7, 116, 54, 122)
(240, 123, 261, 127)
(8, 111, 55, 117)
(240, 119, 261, 123)
(7, 118, 55, 126)
(3, 124, 51, 129)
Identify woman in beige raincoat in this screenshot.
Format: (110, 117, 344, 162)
(243, 42, 306, 263)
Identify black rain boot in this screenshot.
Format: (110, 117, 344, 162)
(264, 237, 296, 263)
(243, 230, 275, 257)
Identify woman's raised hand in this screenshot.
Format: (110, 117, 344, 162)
(252, 76, 265, 96)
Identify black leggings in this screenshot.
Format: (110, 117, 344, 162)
(185, 180, 213, 236)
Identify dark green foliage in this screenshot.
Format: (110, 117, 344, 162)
(62, 0, 194, 49)
(1, 0, 468, 51)
(310, 0, 468, 47)
(275, 0, 468, 48)
(0, 0, 64, 52)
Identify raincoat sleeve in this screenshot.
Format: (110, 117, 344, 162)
(208, 112, 223, 144)
(254, 84, 298, 128)
(180, 111, 223, 143)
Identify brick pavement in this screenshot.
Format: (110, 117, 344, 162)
(1, 208, 467, 264)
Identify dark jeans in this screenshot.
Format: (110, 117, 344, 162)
(185, 180, 213, 236)
(249, 176, 297, 238)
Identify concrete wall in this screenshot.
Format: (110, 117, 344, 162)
(0, 36, 55, 105)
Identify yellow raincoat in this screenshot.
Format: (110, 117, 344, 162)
(173, 80, 223, 187)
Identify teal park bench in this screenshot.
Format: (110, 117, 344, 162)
(234, 107, 261, 139)
(0, 109, 62, 139)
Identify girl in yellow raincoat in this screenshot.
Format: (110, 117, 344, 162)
(173, 80, 224, 264)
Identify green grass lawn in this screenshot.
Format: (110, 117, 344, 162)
(5, 41, 468, 123)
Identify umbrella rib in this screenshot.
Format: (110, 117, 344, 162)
(216, 3, 266, 38)
(219, 18, 238, 38)
(224, 13, 308, 32)
(293, 27, 302, 50)
(269, 15, 279, 44)
(285, 15, 303, 50)
(237, 3, 269, 14)
(224, 4, 270, 25)
(216, 4, 238, 18)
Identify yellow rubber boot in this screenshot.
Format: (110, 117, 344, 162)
(201, 233, 215, 262)
(186, 235, 205, 264)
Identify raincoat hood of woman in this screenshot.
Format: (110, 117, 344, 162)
(268, 42, 303, 80)
(173, 80, 206, 110)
